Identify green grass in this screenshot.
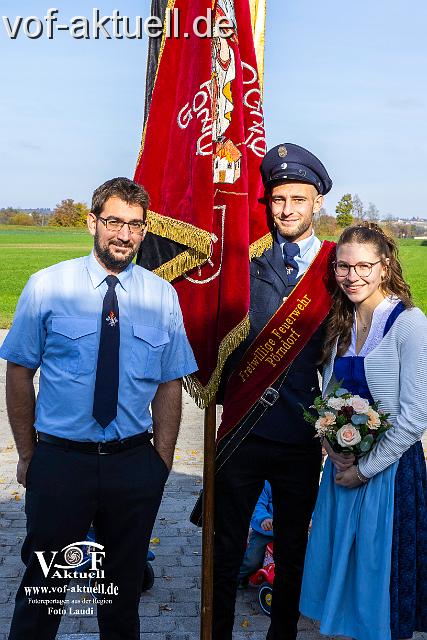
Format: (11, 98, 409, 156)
(395, 238, 426, 312)
(0, 226, 92, 327)
(0, 227, 426, 328)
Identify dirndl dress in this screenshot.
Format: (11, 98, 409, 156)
(300, 314, 427, 639)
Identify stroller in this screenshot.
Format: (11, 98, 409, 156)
(248, 541, 274, 616)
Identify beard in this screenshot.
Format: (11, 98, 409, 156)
(274, 216, 313, 242)
(94, 232, 139, 272)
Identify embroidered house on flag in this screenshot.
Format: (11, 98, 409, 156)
(214, 139, 242, 184)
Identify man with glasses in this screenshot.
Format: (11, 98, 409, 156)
(0, 177, 197, 640)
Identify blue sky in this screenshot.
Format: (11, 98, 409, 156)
(0, 1, 426, 218)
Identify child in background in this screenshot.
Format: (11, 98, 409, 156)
(238, 481, 273, 587)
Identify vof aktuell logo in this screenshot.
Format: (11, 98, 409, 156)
(35, 540, 105, 580)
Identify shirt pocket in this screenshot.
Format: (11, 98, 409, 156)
(131, 324, 170, 381)
(51, 317, 98, 375)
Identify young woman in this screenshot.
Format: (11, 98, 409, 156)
(300, 223, 427, 640)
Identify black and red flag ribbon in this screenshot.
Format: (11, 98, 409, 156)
(135, 0, 269, 408)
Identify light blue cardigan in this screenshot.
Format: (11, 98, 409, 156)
(322, 307, 427, 478)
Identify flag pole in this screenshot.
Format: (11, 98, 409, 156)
(200, 400, 217, 640)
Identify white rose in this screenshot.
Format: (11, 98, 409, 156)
(347, 395, 370, 414)
(327, 397, 346, 411)
(336, 424, 362, 448)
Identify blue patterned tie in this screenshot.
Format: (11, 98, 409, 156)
(93, 275, 120, 428)
(283, 243, 300, 285)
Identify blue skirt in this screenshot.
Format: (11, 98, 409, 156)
(390, 441, 427, 639)
(300, 442, 427, 640)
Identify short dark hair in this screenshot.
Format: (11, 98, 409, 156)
(91, 177, 149, 220)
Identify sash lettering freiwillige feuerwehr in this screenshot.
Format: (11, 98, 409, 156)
(217, 240, 336, 442)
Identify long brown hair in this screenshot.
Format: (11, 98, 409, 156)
(321, 222, 413, 362)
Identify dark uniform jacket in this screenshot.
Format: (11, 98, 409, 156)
(220, 235, 325, 446)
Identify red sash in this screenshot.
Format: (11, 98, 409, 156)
(217, 240, 336, 442)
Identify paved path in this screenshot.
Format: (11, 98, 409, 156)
(0, 328, 426, 640)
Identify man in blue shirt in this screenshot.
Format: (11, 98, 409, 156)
(0, 177, 197, 640)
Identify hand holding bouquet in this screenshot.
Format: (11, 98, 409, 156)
(302, 384, 392, 456)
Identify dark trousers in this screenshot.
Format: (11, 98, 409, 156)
(8, 439, 169, 640)
(213, 434, 322, 640)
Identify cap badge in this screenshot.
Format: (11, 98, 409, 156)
(278, 145, 287, 158)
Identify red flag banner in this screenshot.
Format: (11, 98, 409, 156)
(135, 0, 270, 407)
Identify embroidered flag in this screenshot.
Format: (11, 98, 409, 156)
(135, 0, 269, 407)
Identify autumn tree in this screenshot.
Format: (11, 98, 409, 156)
(313, 207, 337, 236)
(50, 199, 90, 227)
(335, 193, 354, 228)
(9, 213, 35, 226)
(0, 207, 23, 224)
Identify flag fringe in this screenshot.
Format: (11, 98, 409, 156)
(147, 209, 212, 282)
(183, 314, 250, 408)
(249, 232, 272, 259)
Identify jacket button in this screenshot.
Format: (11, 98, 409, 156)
(283, 296, 288, 302)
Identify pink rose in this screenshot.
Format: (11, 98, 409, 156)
(347, 395, 370, 414)
(336, 424, 362, 448)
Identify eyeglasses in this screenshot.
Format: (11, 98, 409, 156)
(97, 216, 147, 234)
(333, 260, 382, 278)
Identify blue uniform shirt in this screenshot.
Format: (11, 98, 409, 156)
(0, 252, 198, 442)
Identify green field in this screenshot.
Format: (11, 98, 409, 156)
(0, 226, 426, 328)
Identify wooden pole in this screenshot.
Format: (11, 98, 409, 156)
(200, 400, 217, 640)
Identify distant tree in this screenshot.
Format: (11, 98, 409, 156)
(9, 213, 35, 226)
(366, 202, 380, 222)
(352, 194, 365, 222)
(74, 202, 90, 227)
(30, 211, 43, 225)
(313, 207, 337, 236)
(50, 199, 90, 227)
(335, 193, 354, 228)
(382, 215, 397, 237)
(0, 207, 23, 224)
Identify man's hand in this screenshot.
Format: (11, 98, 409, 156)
(151, 379, 182, 472)
(16, 456, 34, 488)
(323, 438, 355, 471)
(261, 518, 273, 532)
(335, 465, 364, 488)
(6, 362, 37, 487)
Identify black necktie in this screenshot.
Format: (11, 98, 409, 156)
(93, 275, 120, 428)
(283, 243, 300, 285)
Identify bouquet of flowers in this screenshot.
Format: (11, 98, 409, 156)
(302, 384, 392, 456)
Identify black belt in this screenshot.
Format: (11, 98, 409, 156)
(37, 431, 152, 454)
